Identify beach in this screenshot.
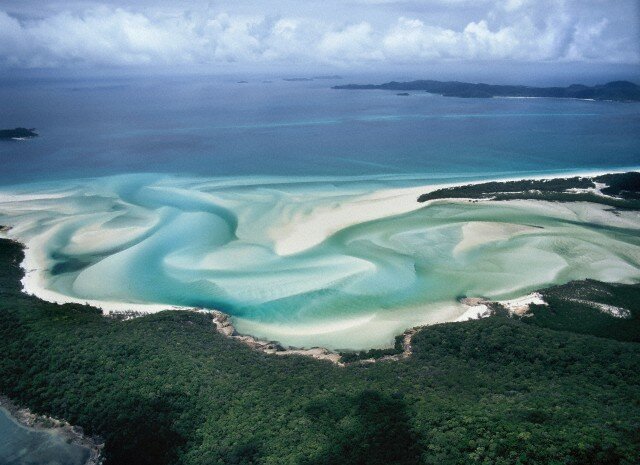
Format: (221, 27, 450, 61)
(0, 169, 637, 350)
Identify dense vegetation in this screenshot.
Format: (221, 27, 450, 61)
(524, 279, 640, 343)
(597, 173, 640, 200)
(417, 172, 640, 208)
(339, 334, 405, 363)
(0, 127, 38, 140)
(1, 239, 639, 464)
(333, 80, 640, 101)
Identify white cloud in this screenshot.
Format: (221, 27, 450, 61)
(317, 23, 383, 63)
(383, 18, 459, 60)
(503, 0, 530, 12)
(565, 19, 609, 61)
(0, 1, 636, 69)
(0, 11, 28, 66)
(462, 20, 518, 59)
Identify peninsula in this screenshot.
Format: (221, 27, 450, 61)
(418, 171, 640, 207)
(333, 79, 640, 101)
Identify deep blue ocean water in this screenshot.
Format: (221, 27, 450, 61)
(1, 75, 639, 185)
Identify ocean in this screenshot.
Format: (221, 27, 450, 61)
(2, 74, 639, 184)
(1, 75, 639, 349)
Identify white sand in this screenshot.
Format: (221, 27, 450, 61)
(5, 227, 190, 314)
(233, 301, 462, 350)
(455, 303, 491, 321)
(269, 184, 438, 256)
(456, 292, 547, 322)
(568, 299, 632, 318)
(453, 221, 538, 255)
(499, 292, 547, 315)
(268, 167, 636, 257)
(0, 168, 636, 350)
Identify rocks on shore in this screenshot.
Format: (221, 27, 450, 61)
(0, 395, 104, 465)
(207, 310, 343, 364)
(206, 309, 419, 366)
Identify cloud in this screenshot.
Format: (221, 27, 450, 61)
(318, 23, 384, 63)
(383, 18, 458, 60)
(0, 1, 636, 69)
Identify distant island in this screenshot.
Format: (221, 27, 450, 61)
(283, 76, 343, 82)
(0, 128, 38, 140)
(333, 79, 640, 101)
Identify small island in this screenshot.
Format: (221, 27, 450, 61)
(0, 128, 38, 140)
(333, 79, 640, 101)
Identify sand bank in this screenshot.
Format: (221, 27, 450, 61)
(0, 168, 638, 350)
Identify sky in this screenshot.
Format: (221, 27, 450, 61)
(0, 0, 638, 80)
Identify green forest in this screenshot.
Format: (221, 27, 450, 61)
(0, 239, 639, 465)
(417, 172, 640, 209)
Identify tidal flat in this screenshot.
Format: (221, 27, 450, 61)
(1, 171, 638, 350)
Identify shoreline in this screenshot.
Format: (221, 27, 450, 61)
(205, 292, 545, 366)
(0, 234, 547, 368)
(6, 167, 634, 307)
(0, 168, 636, 354)
(207, 310, 345, 365)
(0, 395, 103, 465)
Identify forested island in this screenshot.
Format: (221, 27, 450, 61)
(333, 80, 640, 101)
(0, 128, 38, 140)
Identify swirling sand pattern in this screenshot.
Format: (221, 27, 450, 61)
(1, 173, 639, 349)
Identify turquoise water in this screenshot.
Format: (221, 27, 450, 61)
(1, 172, 639, 349)
(0, 76, 639, 349)
(0, 408, 90, 465)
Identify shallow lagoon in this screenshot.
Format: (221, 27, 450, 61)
(0, 76, 639, 349)
(1, 173, 638, 349)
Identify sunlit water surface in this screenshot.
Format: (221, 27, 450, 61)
(1, 76, 639, 349)
(1, 172, 639, 349)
